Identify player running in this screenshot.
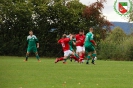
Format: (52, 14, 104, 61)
(75, 30, 85, 63)
(55, 34, 79, 64)
(84, 28, 97, 64)
(24, 30, 40, 62)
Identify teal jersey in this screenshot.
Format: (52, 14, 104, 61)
(27, 35, 38, 47)
(69, 38, 76, 47)
(69, 38, 76, 51)
(84, 32, 94, 46)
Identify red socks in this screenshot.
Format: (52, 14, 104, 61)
(58, 57, 64, 61)
(79, 58, 83, 62)
(79, 53, 85, 63)
(70, 56, 79, 61)
(82, 53, 85, 58)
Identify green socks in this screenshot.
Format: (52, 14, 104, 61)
(86, 56, 91, 63)
(92, 54, 96, 63)
(26, 55, 28, 61)
(75, 53, 79, 58)
(36, 54, 40, 60)
(92, 54, 96, 57)
(26, 54, 40, 61)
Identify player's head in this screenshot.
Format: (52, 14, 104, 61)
(89, 27, 93, 32)
(69, 33, 72, 36)
(71, 33, 75, 38)
(62, 34, 67, 38)
(79, 30, 84, 35)
(29, 30, 33, 35)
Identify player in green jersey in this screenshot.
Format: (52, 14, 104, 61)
(24, 30, 40, 62)
(84, 28, 97, 64)
(67, 33, 79, 62)
(68, 33, 76, 51)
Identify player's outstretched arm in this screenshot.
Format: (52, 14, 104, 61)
(73, 42, 76, 45)
(69, 35, 73, 40)
(58, 40, 61, 44)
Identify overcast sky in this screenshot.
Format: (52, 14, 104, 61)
(79, 0, 129, 22)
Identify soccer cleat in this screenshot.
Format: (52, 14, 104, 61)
(70, 59, 72, 62)
(86, 62, 89, 64)
(55, 58, 58, 63)
(24, 60, 27, 62)
(38, 60, 41, 62)
(69, 56, 72, 62)
(63, 62, 66, 64)
(91, 62, 95, 65)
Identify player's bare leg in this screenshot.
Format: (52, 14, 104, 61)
(25, 52, 30, 61)
(35, 52, 40, 62)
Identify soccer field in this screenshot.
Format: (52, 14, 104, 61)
(0, 56, 133, 88)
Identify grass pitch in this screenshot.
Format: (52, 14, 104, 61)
(0, 56, 133, 88)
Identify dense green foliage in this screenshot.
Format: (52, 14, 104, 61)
(0, 0, 111, 56)
(0, 0, 132, 61)
(129, 1, 133, 22)
(98, 27, 133, 61)
(0, 56, 133, 88)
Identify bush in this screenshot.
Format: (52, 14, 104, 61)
(98, 27, 133, 61)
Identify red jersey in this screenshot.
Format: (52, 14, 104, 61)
(75, 34, 85, 46)
(58, 38, 70, 51)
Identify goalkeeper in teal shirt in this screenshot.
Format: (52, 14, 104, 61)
(84, 28, 97, 64)
(24, 30, 40, 62)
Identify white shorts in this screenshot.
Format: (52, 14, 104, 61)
(64, 50, 73, 57)
(76, 46, 85, 53)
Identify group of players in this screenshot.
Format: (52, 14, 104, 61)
(24, 27, 97, 64)
(55, 27, 97, 64)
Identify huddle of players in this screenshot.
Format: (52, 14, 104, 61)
(55, 27, 97, 64)
(24, 28, 96, 64)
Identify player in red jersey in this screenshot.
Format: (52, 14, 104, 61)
(55, 34, 79, 64)
(75, 30, 85, 63)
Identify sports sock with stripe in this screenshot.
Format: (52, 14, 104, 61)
(26, 55, 29, 61)
(36, 54, 40, 60)
(86, 56, 91, 63)
(92, 54, 96, 63)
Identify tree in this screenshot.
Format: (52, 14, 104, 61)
(82, 0, 112, 41)
(0, 0, 112, 56)
(129, 0, 133, 22)
(98, 27, 130, 60)
(106, 27, 126, 43)
(0, 0, 34, 55)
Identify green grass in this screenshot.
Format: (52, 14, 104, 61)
(0, 56, 133, 88)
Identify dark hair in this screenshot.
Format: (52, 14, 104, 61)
(70, 32, 75, 35)
(62, 34, 67, 38)
(29, 30, 33, 32)
(79, 30, 84, 32)
(89, 27, 93, 30)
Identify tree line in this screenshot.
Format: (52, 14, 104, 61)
(0, 0, 112, 57)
